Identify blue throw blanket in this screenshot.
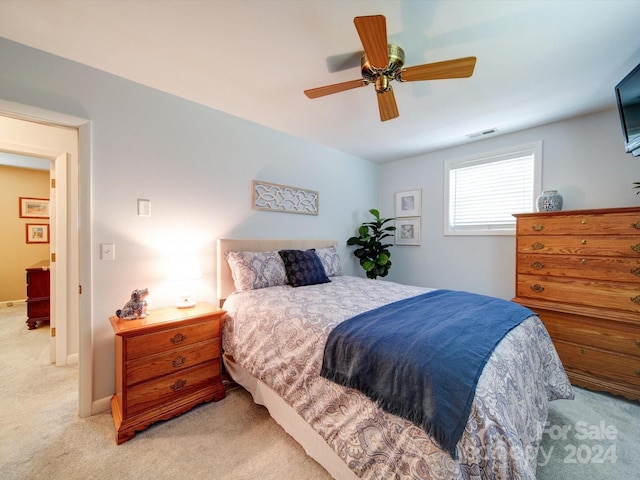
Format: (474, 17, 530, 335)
(320, 289, 534, 457)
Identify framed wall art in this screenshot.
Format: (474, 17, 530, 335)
(252, 180, 319, 215)
(395, 189, 421, 217)
(19, 197, 50, 218)
(26, 224, 50, 244)
(395, 217, 421, 246)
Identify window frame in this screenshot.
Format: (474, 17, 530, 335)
(443, 141, 542, 236)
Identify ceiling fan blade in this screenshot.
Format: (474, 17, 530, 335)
(304, 79, 367, 99)
(354, 15, 388, 69)
(377, 89, 399, 122)
(400, 56, 477, 82)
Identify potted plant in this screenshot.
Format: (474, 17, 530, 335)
(634, 182, 640, 194)
(347, 208, 396, 279)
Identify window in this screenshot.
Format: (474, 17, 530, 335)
(444, 141, 542, 235)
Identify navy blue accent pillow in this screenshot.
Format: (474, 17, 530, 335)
(278, 249, 331, 287)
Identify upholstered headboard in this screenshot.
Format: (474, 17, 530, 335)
(216, 238, 338, 304)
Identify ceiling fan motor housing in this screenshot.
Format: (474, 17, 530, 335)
(361, 44, 405, 92)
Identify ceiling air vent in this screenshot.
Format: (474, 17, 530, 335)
(466, 128, 498, 139)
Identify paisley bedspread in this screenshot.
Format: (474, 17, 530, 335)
(222, 276, 573, 479)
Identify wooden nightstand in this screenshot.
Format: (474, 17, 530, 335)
(109, 302, 226, 444)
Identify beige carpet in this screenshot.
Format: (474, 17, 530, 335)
(0, 303, 331, 480)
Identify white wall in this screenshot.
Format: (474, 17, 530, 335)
(380, 107, 640, 299)
(0, 37, 378, 409)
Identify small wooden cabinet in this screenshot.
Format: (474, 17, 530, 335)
(26, 260, 50, 330)
(513, 207, 640, 401)
(110, 302, 226, 444)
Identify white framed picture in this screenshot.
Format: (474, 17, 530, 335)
(395, 189, 421, 217)
(395, 217, 421, 246)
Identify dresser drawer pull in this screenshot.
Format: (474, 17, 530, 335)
(636, 340, 640, 348)
(580, 349, 586, 355)
(632, 267, 640, 277)
(531, 242, 545, 250)
(581, 218, 587, 225)
(632, 220, 640, 230)
(531, 262, 544, 270)
(171, 355, 187, 367)
(632, 295, 640, 305)
(530, 284, 545, 293)
(632, 243, 640, 254)
(581, 259, 587, 265)
(531, 224, 545, 232)
(636, 371, 640, 378)
(581, 239, 587, 245)
(170, 379, 187, 391)
(170, 333, 187, 345)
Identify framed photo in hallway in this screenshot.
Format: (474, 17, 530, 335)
(26, 224, 49, 244)
(19, 197, 50, 218)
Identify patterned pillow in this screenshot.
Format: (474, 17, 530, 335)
(224, 251, 287, 291)
(278, 249, 331, 287)
(315, 245, 343, 277)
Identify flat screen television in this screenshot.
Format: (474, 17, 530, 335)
(615, 62, 640, 157)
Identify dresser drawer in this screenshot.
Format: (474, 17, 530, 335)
(517, 212, 640, 236)
(552, 340, 640, 388)
(517, 235, 640, 257)
(125, 360, 220, 417)
(517, 253, 640, 282)
(126, 338, 220, 386)
(125, 320, 218, 360)
(536, 310, 640, 357)
(516, 275, 640, 313)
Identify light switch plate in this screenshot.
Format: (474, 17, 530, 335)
(137, 199, 151, 217)
(101, 243, 115, 261)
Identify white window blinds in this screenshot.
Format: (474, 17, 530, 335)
(445, 142, 542, 235)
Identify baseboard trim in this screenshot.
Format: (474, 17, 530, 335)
(92, 396, 112, 415)
(0, 300, 26, 308)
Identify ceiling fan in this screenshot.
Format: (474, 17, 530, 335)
(304, 15, 477, 122)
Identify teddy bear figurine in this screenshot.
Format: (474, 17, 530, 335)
(115, 288, 149, 319)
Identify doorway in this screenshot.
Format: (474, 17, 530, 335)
(0, 107, 92, 418)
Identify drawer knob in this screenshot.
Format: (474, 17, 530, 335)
(170, 333, 187, 345)
(632, 243, 640, 254)
(530, 284, 545, 293)
(532, 224, 545, 231)
(531, 242, 545, 250)
(635, 340, 640, 348)
(581, 239, 587, 245)
(531, 262, 544, 270)
(581, 349, 586, 355)
(632, 295, 640, 305)
(636, 371, 640, 378)
(170, 379, 187, 391)
(172, 355, 186, 367)
(581, 259, 587, 265)
(632, 220, 640, 230)
(582, 218, 587, 225)
(631, 267, 640, 277)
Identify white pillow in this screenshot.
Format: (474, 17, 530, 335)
(224, 251, 288, 291)
(314, 245, 343, 277)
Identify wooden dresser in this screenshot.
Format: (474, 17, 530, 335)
(110, 302, 226, 444)
(25, 260, 50, 330)
(513, 206, 640, 401)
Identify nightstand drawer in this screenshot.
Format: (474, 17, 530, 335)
(126, 360, 220, 417)
(126, 320, 218, 360)
(126, 338, 220, 386)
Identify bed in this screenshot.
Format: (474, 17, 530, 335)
(217, 238, 573, 480)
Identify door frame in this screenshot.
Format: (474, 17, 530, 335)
(0, 100, 93, 418)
